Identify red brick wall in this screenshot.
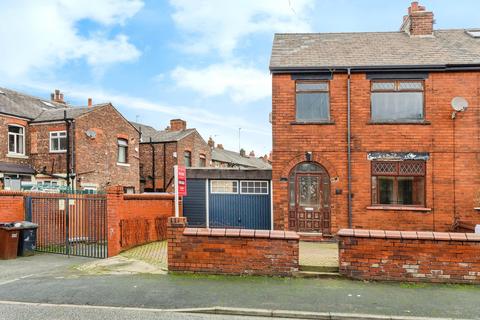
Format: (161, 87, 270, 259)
(139, 142, 177, 192)
(168, 217, 299, 276)
(0, 115, 30, 165)
(106, 186, 175, 256)
(338, 229, 480, 283)
(0, 191, 24, 221)
(30, 123, 68, 174)
(75, 105, 140, 192)
(272, 71, 480, 233)
(139, 130, 211, 192)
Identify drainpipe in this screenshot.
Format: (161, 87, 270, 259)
(150, 137, 156, 192)
(64, 110, 71, 190)
(347, 68, 352, 228)
(163, 142, 166, 191)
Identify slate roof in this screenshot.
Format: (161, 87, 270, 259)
(30, 104, 107, 123)
(270, 29, 480, 70)
(212, 148, 271, 169)
(0, 162, 36, 174)
(0, 87, 66, 119)
(131, 121, 196, 143)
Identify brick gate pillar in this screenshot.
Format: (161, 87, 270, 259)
(106, 185, 124, 257)
(167, 217, 187, 270)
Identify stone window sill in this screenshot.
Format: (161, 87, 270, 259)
(7, 153, 28, 159)
(290, 121, 335, 125)
(117, 162, 130, 167)
(368, 120, 431, 125)
(474, 207, 480, 211)
(367, 205, 431, 212)
(49, 150, 67, 154)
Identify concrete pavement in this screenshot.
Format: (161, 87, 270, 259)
(0, 254, 479, 319)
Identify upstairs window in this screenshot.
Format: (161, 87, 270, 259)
(371, 161, 425, 206)
(117, 139, 128, 163)
(49, 131, 67, 152)
(199, 154, 206, 167)
(184, 151, 192, 167)
(371, 80, 424, 122)
(295, 81, 330, 122)
(8, 125, 25, 155)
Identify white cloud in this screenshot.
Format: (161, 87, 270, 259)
(170, 0, 314, 56)
(0, 0, 143, 78)
(171, 63, 270, 103)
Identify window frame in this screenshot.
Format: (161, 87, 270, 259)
(294, 80, 331, 123)
(370, 80, 426, 123)
(117, 138, 128, 164)
(240, 180, 269, 195)
(7, 124, 25, 156)
(210, 180, 238, 194)
(371, 160, 426, 207)
(184, 150, 192, 167)
(49, 130, 67, 153)
(199, 154, 206, 167)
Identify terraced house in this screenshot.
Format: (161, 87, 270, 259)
(0, 88, 140, 192)
(270, 2, 480, 237)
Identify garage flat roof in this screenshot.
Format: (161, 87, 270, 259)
(186, 168, 271, 180)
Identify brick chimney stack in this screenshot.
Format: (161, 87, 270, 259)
(240, 148, 246, 157)
(217, 144, 224, 150)
(51, 89, 66, 104)
(208, 137, 215, 149)
(249, 150, 255, 157)
(400, 2, 434, 36)
(170, 119, 187, 131)
(87, 98, 93, 107)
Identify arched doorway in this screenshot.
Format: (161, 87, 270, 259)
(289, 162, 331, 234)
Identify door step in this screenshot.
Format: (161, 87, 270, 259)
(293, 270, 342, 279)
(299, 265, 339, 273)
(298, 232, 335, 242)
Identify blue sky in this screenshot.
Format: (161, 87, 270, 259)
(1, 0, 479, 155)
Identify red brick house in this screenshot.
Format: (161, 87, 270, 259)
(133, 119, 211, 192)
(0, 88, 140, 192)
(270, 2, 480, 235)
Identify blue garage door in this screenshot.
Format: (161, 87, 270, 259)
(209, 181, 271, 230)
(183, 179, 206, 227)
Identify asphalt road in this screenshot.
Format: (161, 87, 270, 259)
(1, 254, 480, 319)
(0, 302, 274, 320)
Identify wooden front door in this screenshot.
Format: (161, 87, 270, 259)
(289, 164, 330, 234)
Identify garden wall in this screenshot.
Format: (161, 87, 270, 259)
(0, 191, 24, 222)
(168, 217, 299, 276)
(107, 186, 176, 256)
(338, 229, 480, 283)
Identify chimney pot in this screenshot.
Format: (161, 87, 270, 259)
(88, 98, 93, 107)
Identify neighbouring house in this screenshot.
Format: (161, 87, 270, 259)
(208, 138, 272, 169)
(0, 88, 140, 192)
(182, 168, 272, 229)
(270, 2, 480, 236)
(133, 119, 211, 192)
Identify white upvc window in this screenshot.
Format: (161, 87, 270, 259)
(49, 131, 67, 152)
(117, 138, 128, 163)
(211, 180, 238, 194)
(240, 181, 269, 195)
(8, 125, 25, 155)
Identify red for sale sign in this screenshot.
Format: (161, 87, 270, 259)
(177, 165, 187, 196)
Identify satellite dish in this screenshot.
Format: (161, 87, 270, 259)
(85, 130, 97, 139)
(451, 97, 468, 112)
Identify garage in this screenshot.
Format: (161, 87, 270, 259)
(183, 168, 272, 230)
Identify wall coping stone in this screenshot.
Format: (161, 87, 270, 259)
(124, 193, 174, 200)
(182, 228, 300, 240)
(338, 229, 480, 242)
